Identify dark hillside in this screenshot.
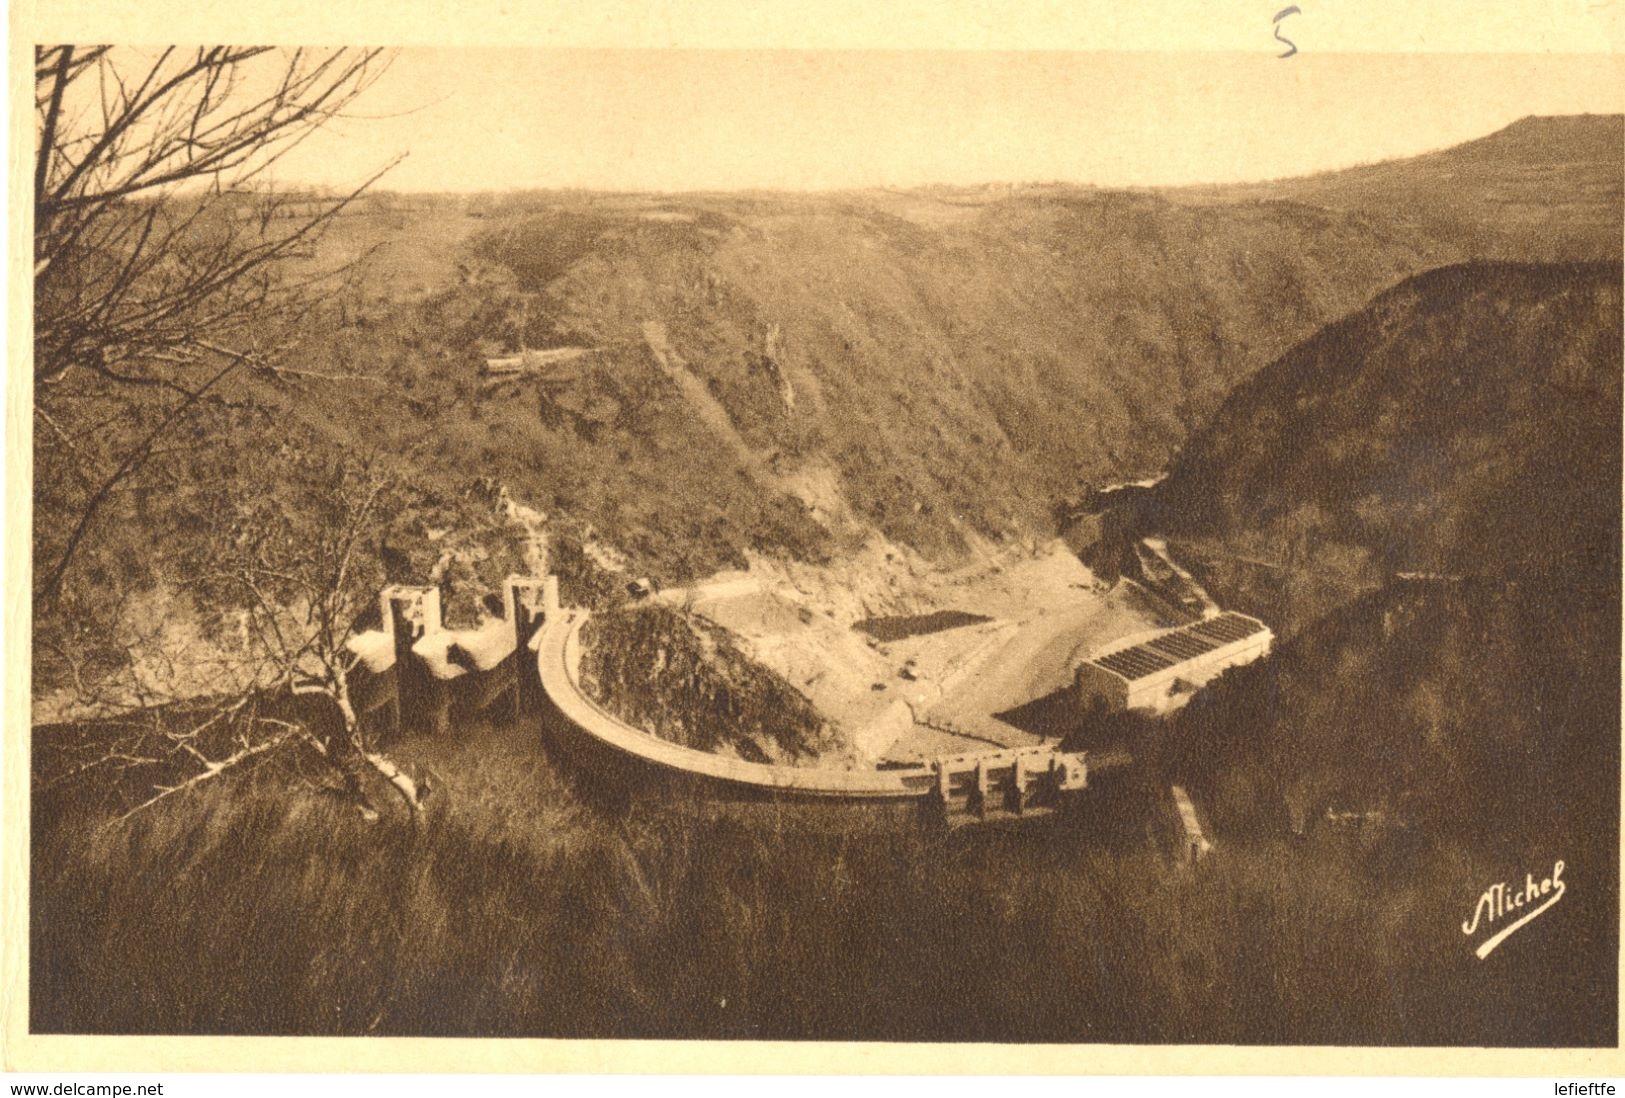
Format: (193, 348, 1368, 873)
(1122, 259, 1621, 1021)
(1149, 261, 1622, 629)
(1082, 260, 1625, 1041)
(1148, 577, 1619, 1045)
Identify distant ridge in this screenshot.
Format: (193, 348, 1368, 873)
(1482, 112, 1624, 153)
(40, 120, 1621, 625)
(1167, 114, 1623, 261)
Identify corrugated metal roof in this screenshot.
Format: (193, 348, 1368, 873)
(1085, 612, 1268, 684)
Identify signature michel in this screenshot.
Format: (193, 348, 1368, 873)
(1462, 859, 1566, 959)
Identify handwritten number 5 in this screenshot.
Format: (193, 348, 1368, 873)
(1274, 5, 1301, 58)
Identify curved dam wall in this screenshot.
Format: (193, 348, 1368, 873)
(535, 607, 939, 802)
(347, 574, 1092, 819)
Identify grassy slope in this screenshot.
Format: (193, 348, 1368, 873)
(30, 714, 1613, 1044)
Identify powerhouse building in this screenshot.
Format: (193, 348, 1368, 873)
(1074, 612, 1273, 715)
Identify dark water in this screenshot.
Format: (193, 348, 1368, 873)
(852, 610, 993, 642)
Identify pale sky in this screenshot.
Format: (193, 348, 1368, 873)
(269, 50, 1623, 194)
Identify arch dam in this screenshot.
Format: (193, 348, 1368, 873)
(342, 575, 1104, 827)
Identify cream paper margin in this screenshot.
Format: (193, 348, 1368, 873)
(5, 0, 1625, 1075)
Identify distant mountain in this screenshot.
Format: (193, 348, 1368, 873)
(1169, 115, 1624, 261)
(1149, 261, 1622, 627)
(387, 117, 1618, 583)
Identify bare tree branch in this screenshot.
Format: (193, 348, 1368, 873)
(31, 49, 434, 828)
(37, 352, 241, 600)
(104, 724, 294, 827)
(34, 46, 398, 604)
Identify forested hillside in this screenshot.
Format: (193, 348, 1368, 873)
(1148, 261, 1621, 629)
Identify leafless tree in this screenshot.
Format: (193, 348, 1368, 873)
(33, 46, 397, 602)
(37, 456, 433, 825)
(187, 456, 433, 822)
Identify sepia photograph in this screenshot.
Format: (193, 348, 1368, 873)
(12, 2, 1625, 1067)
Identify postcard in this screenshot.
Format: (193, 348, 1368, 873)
(7, 0, 1624, 1077)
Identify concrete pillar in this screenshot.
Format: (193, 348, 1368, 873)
(543, 574, 561, 618)
(383, 585, 441, 737)
(1170, 784, 1213, 863)
(507, 575, 548, 720)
